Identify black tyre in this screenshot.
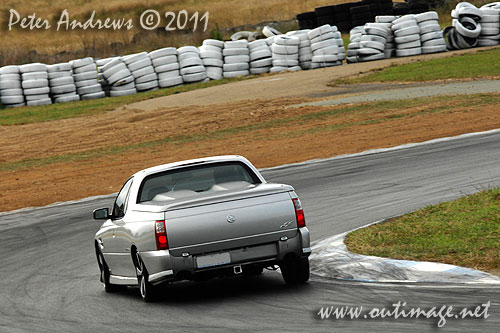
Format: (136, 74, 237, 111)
(95, 246, 125, 293)
(280, 256, 310, 285)
(134, 252, 156, 302)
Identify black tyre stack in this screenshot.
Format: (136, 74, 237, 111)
(297, 11, 316, 30)
(350, 5, 373, 28)
(407, 0, 430, 14)
(393, 2, 410, 16)
(334, 3, 353, 32)
(315, 5, 337, 26)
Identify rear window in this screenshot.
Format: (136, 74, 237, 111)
(137, 161, 261, 203)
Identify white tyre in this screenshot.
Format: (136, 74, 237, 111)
(128, 58, 152, 72)
(199, 45, 223, 53)
(223, 70, 249, 78)
(22, 72, 48, 81)
(96, 57, 118, 68)
(249, 67, 270, 75)
(394, 34, 421, 44)
(206, 67, 223, 80)
(0, 80, 21, 89)
(392, 15, 417, 26)
(180, 65, 206, 76)
(397, 40, 422, 49)
(396, 47, 422, 57)
(359, 41, 385, 52)
(224, 55, 250, 64)
(365, 27, 389, 38)
(223, 63, 250, 71)
(55, 95, 80, 103)
(422, 45, 447, 54)
(103, 63, 127, 79)
(359, 53, 387, 62)
(132, 66, 154, 79)
(312, 54, 339, 63)
(223, 48, 249, 56)
(272, 53, 299, 61)
(299, 40, 312, 48)
(455, 17, 481, 38)
(311, 40, 337, 52)
(74, 71, 98, 81)
(180, 57, 203, 68)
(73, 64, 96, 74)
(155, 62, 180, 73)
(27, 98, 52, 106)
(22, 79, 48, 89)
(271, 44, 299, 55)
(71, 57, 94, 69)
(177, 46, 199, 54)
(262, 26, 281, 38)
(357, 48, 381, 56)
(199, 50, 223, 60)
(50, 76, 75, 87)
(151, 55, 177, 68)
(311, 32, 336, 44)
(158, 76, 183, 88)
(249, 40, 268, 50)
(203, 39, 224, 48)
(313, 46, 339, 55)
(122, 52, 148, 65)
(274, 36, 300, 46)
(1, 95, 24, 104)
(392, 20, 418, 32)
(415, 11, 439, 23)
(77, 84, 102, 95)
(108, 69, 131, 85)
(81, 91, 106, 100)
(202, 58, 223, 67)
(48, 71, 72, 80)
(25, 94, 49, 102)
(481, 27, 500, 35)
(422, 38, 446, 47)
(20, 63, 47, 73)
(270, 66, 287, 72)
(251, 58, 273, 68)
(419, 23, 441, 34)
(1, 88, 23, 96)
(0, 65, 20, 74)
(136, 80, 158, 91)
(75, 79, 98, 88)
(136, 73, 157, 84)
(2, 74, 21, 81)
(110, 89, 137, 97)
(101, 58, 122, 72)
(360, 35, 387, 44)
(478, 39, 499, 46)
(421, 31, 444, 43)
(183, 72, 207, 82)
(481, 15, 500, 23)
(394, 26, 421, 37)
(112, 82, 135, 90)
(51, 84, 77, 95)
(308, 25, 334, 39)
(299, 53, 313, 62)
(178, 52, 199, 62)
(376, 15, 398, 23)
(272, 59, 299, 67)
(149, 47, 177, 59)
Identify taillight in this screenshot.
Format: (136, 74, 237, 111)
(155, 220, 168, 250)
(292, 198, 306, 228)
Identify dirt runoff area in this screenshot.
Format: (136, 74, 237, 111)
(1, 47, 500, 212)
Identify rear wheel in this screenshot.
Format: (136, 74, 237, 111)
(280, 256, 310, 285)
(95, 247, 125, 293)
(134, 252, 156, 302)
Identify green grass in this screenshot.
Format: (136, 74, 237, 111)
(332, 48, 500, 85)
(345, 188, 500, 275)
(0, 76, 256, 126)
(2, 92, 499, 173)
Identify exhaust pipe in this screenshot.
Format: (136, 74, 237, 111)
(233, 265, 242, 275)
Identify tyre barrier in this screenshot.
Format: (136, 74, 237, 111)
(223, 40, 250, 78)
(249, 39, 273, 74)
(149, 47, 183, 88)
(123, 52, 158, 92)
(392, 15, 422, 57)
(96, 57, 118, 96)
(346, 26, 364, 63)
(445, 2, 484, 50)
(376, 16, 397, 58)
(71, 57, 105, 101)
(270, 35, 301, 72)
(416, 11, 447, 54)
(308, 25, 344, 68)
(20, 63, 52, 106)
(0, 66, 25, 108)
(479, 3, 500, 47)
(199, 40, 224, 80)
(358, 23, 390, 62)
(48, 63, 80, 103)
(287, 30, 313, 70)
(178, 46, 207, 83)
(101, 58, 137, 97)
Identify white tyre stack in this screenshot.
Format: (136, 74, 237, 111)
(308, 25, 341, 69)
(101, 58, 137, 97)
(271, 35, 301, 72)
(287, 30, 313, 70)
(376, 16, 398, 58)
(96, 57, 118, 96)
(415, 11, 446, 54)
(479, 4, 500, 46)
(20, 63, 52, 107)
(0, 66, 25, 108)
(249, 39, 273, 74)
(178, 46, 207, 83)
(347, 26, 364, 63)
(47, 63, 79, 103)
(223, 40, 250, 78)
(123, 52, 158, 92)
(199, 39, 224, 80)
(71, 57, 105, 100)
(149, 48, 183, 88)
(357, 23, 388, 62)
(392, 15, 422, 57)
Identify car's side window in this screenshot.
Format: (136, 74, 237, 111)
(112, 177, 133, 219)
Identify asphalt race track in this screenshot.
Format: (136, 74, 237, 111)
(1, 131, 500, 332)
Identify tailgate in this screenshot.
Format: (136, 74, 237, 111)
(165, 192, 297, 256)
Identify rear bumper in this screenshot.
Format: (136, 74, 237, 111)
(141, 227, 311, 284)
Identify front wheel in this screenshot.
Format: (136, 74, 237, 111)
(134, 252, 156, 302)
(280, 256, 310, 285)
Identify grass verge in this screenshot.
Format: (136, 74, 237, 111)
(2, 92, 499, 172)
(0, 76, 255, 126)
(332, 48, 500, 85)
(345, 188, 500, 276)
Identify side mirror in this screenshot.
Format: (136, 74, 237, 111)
(93, 208, 110, 220)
